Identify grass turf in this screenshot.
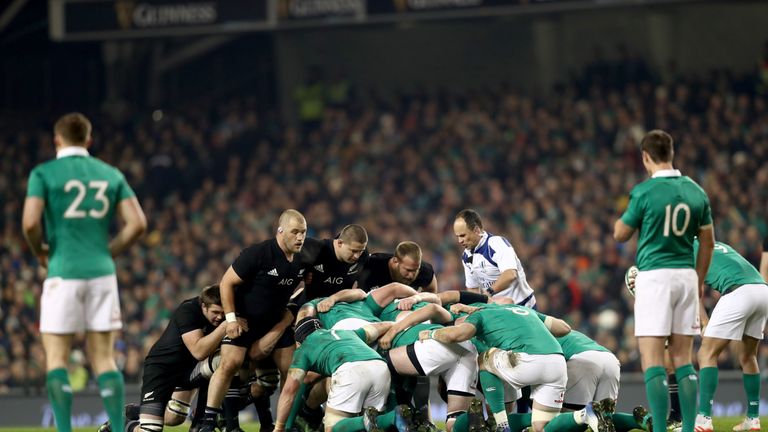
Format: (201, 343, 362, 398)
(3, 416, 767, 432)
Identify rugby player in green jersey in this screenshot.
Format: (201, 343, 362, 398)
(692, 240, 768, 432)
(614, 130, 715, 432)
(375, 300, 476, 432)
(22, 113, 147, 432)
(275, 318, 414, 432)
(421, 304, 614, 432)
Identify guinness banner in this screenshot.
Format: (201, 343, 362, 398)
(51, 0, 268, 40)
(276, 0, 364, 21)
(367, 0, 578, 15)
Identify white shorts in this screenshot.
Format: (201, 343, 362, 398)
(634, 268, 700, 336)
(564, 351, 621, 405)
(704, 284, 768, 340)
(40, 275, 122, 333)
(327, 360, 390, 414)
(487, 350, 566, 409)
(414, 339, 478, 394)
(332, 318, 372, 330)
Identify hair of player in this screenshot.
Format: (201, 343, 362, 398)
(338, 224, 368, 244)
(641, 129, 674, 163)
(295, 317, 323, 343)
(278, 209, 306, 231)
(54, 112, 92, 145)
(394, 241, 422, 262)
(200, 284, 222, 307)
(455, 208, 483, 230)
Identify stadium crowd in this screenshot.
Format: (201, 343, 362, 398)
(1, 65, 768, 393)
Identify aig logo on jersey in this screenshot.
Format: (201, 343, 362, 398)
(279, 278, 294, 286)
(324, 277, 344, 285)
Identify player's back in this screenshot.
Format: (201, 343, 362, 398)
(694, 240, 767, 294)
(467, 305, 562, 355)
(294, 329, 382, 376)
(29, 152, 133, 278)
(631, 175, 711, 270)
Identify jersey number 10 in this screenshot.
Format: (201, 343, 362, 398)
(662, 203, 691, 237)
(64, 179, 110, 219)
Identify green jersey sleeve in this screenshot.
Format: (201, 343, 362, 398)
(620, 189, 642, 228)
(115, 171, 136, 202)
(290, 346, 309, 371)
(354, 328, 367, 342)
(26, 167, 46, 198)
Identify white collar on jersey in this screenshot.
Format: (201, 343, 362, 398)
(473, 231, 490, 252)
(57, 146, 90, 159)
(652, 169, 681, 178)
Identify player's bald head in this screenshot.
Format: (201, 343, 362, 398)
(278, 209, 306, 231)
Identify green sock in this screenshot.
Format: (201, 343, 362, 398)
(743, 373, 761, 418)
(97, 371, 125, 431)
(698, 367, 718, 417)
(508, 413, 532, 431)
(286, 383, 308, 429)
(332, 416, 365, 432)
(644, 366, 669, 432)
(46, 368, 73, 432)
(675, 364, 698, 432)
(543, 412, 585, 432)
(480, 371, 508, 426)
(376, 410, 396, 430)
(612, 412, 642, 432)
(453, 412, 469, 432)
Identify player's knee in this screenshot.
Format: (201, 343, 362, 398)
(165, 398, 191, 425)
(219, 354, 245, 374)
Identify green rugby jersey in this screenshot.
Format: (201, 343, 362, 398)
(620, 171, 712, 270)
(308, 297, 380, 329)
(378, 301, 439, 348)
(533, 312, 609, 359)
(694, 240, 766, 295)
(26, 147, 135, 278)
(465, 305, 562, 355)
(291, 328, 383, 375)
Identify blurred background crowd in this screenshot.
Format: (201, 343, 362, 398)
(3, 54, 768, 393)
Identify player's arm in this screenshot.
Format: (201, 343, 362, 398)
(695, 225, 715, 298)
(396, 291, 441, 311)
(543, 315, 571, 337)
(761, 253, 768, 283)
(109, 197, 147, 257)
(181, 324, 228, 361)
(21, 197, 48, 268)
(274, 367, 307, 432)
(613, 219, 636, 243)
(250, 309, 295, 360)
(359, 322, 395, 344)
(296, 303, 317, 322)
(219, 266, 246, 339)
(317, 288, 367, 312)
(419, 322, 476, 344)
(487, 269, 518, 295)
(370, 282, 419, 308)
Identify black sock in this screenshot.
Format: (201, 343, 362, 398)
(517, 386, 532, 414)
(224, 377, 242, 430)
(668, 373, 681, 422)
(204, 406, 223, 422)
(254, 394, 274, 428)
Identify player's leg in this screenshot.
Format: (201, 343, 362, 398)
(42, 333, 75, 432)
(733, 336, 761, 431)
(201, 343, 247, 431)
(165, 388, 194, 426)
(695, 335, 729, 428)
(40, 277, 88, 432)
(439, 342, 477, 432)
(87, 331, 125, 431)
(86, 274, 126, 431)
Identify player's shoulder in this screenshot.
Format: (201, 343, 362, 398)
(487, 234, 513, 250)
(299, 237, 326, 262)
(679, 176, 709, 198)
(367, 253, 392, 266)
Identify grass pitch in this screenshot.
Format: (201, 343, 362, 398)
(3, 416, 766, 432)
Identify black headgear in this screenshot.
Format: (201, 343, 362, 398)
(294, 317, 322, 344)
